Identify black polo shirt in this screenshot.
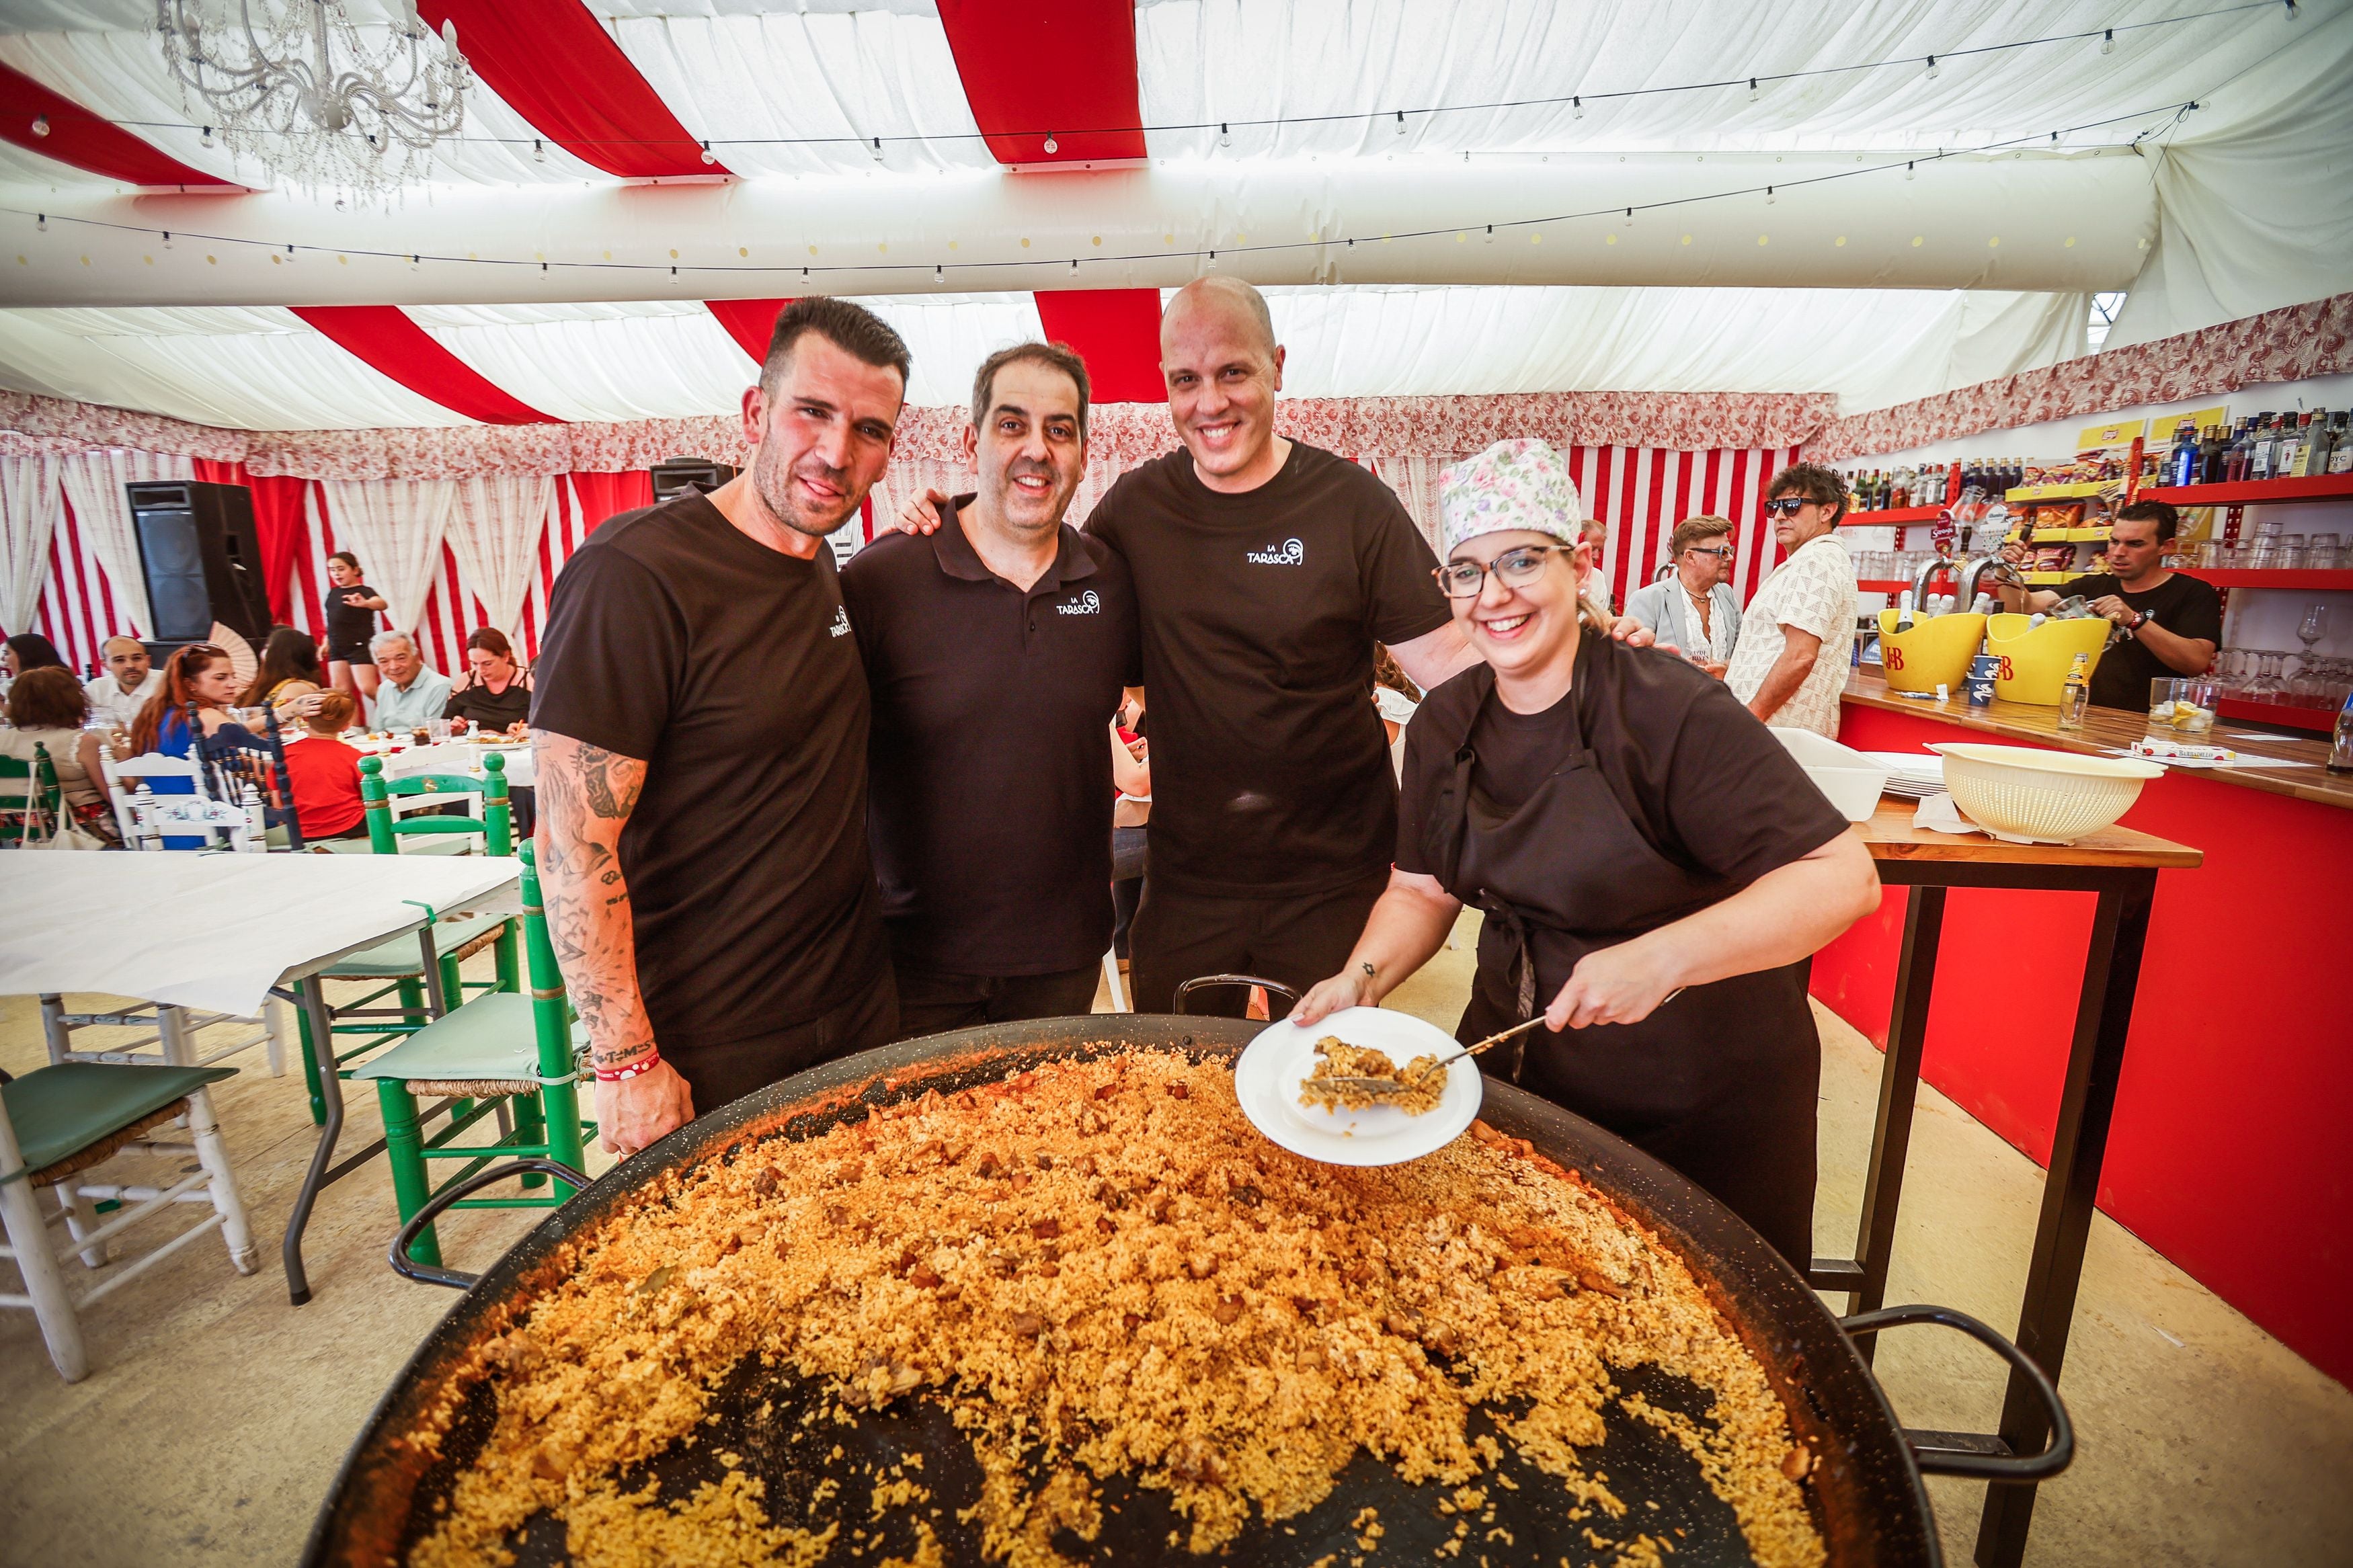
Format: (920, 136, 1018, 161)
(838, 499, 1142, 977)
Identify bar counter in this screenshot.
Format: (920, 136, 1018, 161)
(1812, 669, 2353, 1395)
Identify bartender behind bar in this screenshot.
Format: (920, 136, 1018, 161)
(2000, 499, 2221, 709)
(1294, 440, 1881, 1265)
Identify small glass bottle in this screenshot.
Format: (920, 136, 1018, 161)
(2059, 653, 2091, 729)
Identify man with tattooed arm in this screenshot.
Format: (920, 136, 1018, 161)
(530, 298, 910, 1156)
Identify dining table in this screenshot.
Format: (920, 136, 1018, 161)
(0, 850, 524, 1305)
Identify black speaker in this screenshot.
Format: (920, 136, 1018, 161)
(129, 481, 272, 645)
(650, 456, 737, 501)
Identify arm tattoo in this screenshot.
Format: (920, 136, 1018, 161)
(530, 730, 656, 1068)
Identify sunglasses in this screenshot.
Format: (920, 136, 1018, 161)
(1435, 543, 1574, 599)
(1763, 497, 1819, 518)
(1685, 544, 1734, 559)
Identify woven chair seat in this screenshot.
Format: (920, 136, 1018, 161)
(3, 1063, 237, 1186)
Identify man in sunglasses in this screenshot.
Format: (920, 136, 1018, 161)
(1723, 464, 1857, 738)
(1620, 515, 1741, 675)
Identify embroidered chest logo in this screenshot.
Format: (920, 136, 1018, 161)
(828, 605, 850, 638)
(1055, 590, 1103, 616)
(1246, 538, 1306, 566)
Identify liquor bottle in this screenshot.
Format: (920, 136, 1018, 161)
(2290, 411, 2326, 477)
(2225, 419, 2254, 483)
(1892, 467, 1912, 510)
(2329, 414, 2353, 474)
(2331, 690, 2353, 774)
(1895, 589, 1916, 631)
(2276, 413, 2308, 479)
(2167, 419, 2200, 487)
(2059, 653, 2091, 730)
(2199, 420, 2230, 484)
(2249, 415, 2280, 480)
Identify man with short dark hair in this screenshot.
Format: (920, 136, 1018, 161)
(1725, 462, 1856, 737)
(2001, 499, 2220, 710)
(532, 296, 912, 1155)
(841, 341, 1141, 1036)
(84, 636, 160, 730)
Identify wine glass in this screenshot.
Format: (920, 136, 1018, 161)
(2245, 651, 2284, 700)
(2299, 604, 2331, 659)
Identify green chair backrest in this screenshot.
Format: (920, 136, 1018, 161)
(518, 841, 573, 1081)
(358, 752, 513, 856)
(0, 743, 63, 843)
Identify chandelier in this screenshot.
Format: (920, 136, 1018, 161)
(157, 0, 472, 198)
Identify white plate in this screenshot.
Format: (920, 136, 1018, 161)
(1234, 1007, 1482, 1167)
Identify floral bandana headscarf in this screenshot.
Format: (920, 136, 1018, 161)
(1437, 438, 1589, 559)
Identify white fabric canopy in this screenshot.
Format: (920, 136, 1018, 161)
(447, 474, 553, 643)
(0, 451, 61, 632)
(321, 478, 455, 634)
(54, 447, 193, 637)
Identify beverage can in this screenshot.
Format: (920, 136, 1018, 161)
(1964, 654, 1999, 706)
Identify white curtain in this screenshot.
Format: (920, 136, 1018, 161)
(448, 475, 553, 644)
(321, 479, 456, 636)
(0, 453, 63, 634)
(55, 448, 196, 639)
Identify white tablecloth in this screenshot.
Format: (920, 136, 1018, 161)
(371, 741, 535, 789)
(0, 854, 523, 1017)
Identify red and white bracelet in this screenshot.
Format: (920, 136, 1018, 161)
(594, 1053, 663, 1083)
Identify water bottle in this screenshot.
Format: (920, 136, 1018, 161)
(2330, 690, 2353, 775)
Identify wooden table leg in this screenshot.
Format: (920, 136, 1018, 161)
(1975, 871, 2157, 1568)
(281, 974, 344, 1307)
(1809, 884, 1945, 1358)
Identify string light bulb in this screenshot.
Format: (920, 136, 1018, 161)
(532, 138, 545, 162)
(1219, 122, 1232, 147)
(870, 136, 885, 162)
(1043, 132, 1058, 155)
(200, 125, 214, 147)
(1484, 224, 1494, 243)
(162, 230, 172, 249)
(1925, 54, 1940, 79)
(1207, 249, 1218, 270)
(1765, 185, 1775, 204)
(30, 114, 48, 137)
(1573, 95, 1584, 120)
(1394, 110, 1405, 135)
(1905, 161, 1915, 179)
(1749, 77, 1759, 102)
(35, 214, 44, 232)
(2101, 28, 2114, 53)
(934, 263, 943, 282)
(1070, 257, 1079, 274)
(699, 140, 715, 165)
(1622, 206, 1634, 226)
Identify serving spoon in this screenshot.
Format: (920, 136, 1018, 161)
(1306, 990, 1687, 1100)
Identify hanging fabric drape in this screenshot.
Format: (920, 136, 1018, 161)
(54, 448, 196, 639)
(320, 479, 456, 636)
(447, 474, 554, 643)
(0, 452, 63, 634)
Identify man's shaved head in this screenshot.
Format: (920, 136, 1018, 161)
(1163, 276, 1277, 359)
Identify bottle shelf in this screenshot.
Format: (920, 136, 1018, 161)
(2136, 475, 2353, 506)
(2215, 696, 2339, 735)
(2178, 569, 2353, 590)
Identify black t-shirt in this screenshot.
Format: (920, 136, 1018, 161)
(839, 502, 1142, 975)
(444, 675, 532, 733)
(2055, 571, 2223, 710)
(1084, 442, 1453, 897)
(1396, 634, 1850, 900)
(529, 493, 885, 1046)
(323, 582, 379, 653)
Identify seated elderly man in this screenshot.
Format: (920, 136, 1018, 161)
(1622, 515, 1742, 675)
(368, 630, 450, 733)
(83, 636, 161, 731)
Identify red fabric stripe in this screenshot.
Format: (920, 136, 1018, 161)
(705, 299, 795, 366)
(290, 306, 555, 424)
(1033, 289, 1165, 404)
(418, 1, 726, 179)
(56, 497, 100, 671)
(936, 0, 1146, 165)
(567, 470, 654, 534)
(0, 63, 233, 188)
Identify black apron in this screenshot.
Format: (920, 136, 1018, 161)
(1427, 656, 1819, 1266)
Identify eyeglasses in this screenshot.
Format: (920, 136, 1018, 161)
(1435, 544, 1574, 599)
(1763, 497, 1815, 518)
(1685, 544, 1734, 559)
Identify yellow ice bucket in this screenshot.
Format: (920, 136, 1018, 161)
(1986, 614, 2112, 705)
(1874, 611, 1987, 694)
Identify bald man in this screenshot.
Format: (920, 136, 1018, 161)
(904, 278, 1480, 1014)
(84, 636, 160, 730)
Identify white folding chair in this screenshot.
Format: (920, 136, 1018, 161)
(102, 749, 266, 853)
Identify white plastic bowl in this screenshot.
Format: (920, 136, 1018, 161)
(1771, 727, 1890, 823)
(1928, 742, 2163, 843)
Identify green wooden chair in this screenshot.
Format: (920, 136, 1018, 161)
(0, 742, 63, 845)
(287, 753, 522, 1126)
(352, 841, 591, 1268)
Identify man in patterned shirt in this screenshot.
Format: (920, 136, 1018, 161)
(1724, 462, 1856, 739)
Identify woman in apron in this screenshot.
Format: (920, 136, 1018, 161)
(1294, 440, 1880, 1266)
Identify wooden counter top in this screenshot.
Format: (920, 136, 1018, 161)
(1849, 797, 2201, 870)
(1840, 669, 2352, 812)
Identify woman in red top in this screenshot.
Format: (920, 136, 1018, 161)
(281, 688, 370, 841)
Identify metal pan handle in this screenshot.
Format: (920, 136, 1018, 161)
(388, 1158, 591, 1290)
(1840, 1303, 2075, 1481)
(1172, 974, 1302, 1016)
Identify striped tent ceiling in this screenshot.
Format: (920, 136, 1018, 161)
(0, 0, 2346, 432)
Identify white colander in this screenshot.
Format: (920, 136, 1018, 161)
(1927, 743, 2165, 844)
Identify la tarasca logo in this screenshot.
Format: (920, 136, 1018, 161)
(1056, 590, 1102, 616)
(1246, 538, 1306, 566)
(828, 605, 850, 638)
